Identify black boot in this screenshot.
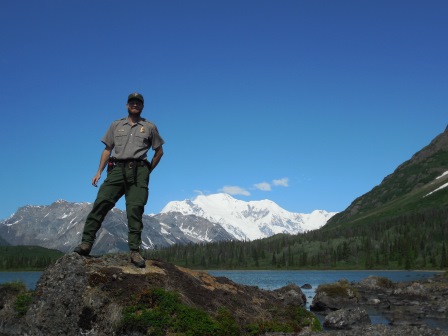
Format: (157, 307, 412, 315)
(74, 242, 92, 256)
(130, 250, 146, 268)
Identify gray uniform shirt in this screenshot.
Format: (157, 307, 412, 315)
(101, 117, 165, 160)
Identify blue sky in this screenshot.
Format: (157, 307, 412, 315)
(1, 0, 447, 220)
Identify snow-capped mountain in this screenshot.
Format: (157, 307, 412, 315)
(0, 200, 233, 254)
(0, 194, 337, 253)
(161, 193, 337, 241)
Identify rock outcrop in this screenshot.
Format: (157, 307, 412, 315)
(323, 307, 370, 330)
(354, 275, 448, 328)
(0, 254, 318, 336)
(306, 274, 448, 335)
(310, 279, 360, 313)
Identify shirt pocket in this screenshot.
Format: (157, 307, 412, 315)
(114, 133, 127, 148)
(135, 133, 149, 148)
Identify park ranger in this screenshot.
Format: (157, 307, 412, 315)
(74, 92, 164, 268)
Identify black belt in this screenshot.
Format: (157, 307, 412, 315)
(114, 160, 146, 169)
(111, 159, 148, 189)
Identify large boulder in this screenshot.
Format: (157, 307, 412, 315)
(358, 275, 395, 290)
(0, 253, 320, 336)
(273, 283, 307, 306)
(323, 307, 371, 330)
(310, 279, 360, 314)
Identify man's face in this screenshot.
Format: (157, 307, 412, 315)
(127, 99, 144, 115)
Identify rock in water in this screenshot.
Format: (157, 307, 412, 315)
(323, 307, 371, 329)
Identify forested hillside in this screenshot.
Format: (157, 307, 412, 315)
(0, 246, 63, 271)
(147, 127, 448, 270)
(146, 207, 447, 270)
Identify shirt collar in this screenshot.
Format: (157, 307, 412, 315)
(122, 116, 144, 126)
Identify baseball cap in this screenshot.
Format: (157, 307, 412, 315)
(127, 92, 144, 103)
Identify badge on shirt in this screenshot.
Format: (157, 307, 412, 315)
(140, 127, 145, 133)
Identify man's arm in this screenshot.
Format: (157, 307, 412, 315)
(149, 146, 164, 173)
(92, 146, 112, 187)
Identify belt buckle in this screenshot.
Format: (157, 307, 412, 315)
(128, 161, 134, 169)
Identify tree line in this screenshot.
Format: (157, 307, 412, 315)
(146, 207, 448, 270)
(0, 246, 63, 271)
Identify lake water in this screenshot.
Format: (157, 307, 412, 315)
(0, 271, 42, 290)
(0, 269, 444, 328)
(2, 270, 439, 292)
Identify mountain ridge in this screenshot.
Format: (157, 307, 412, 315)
(326, 126, 448, 226)
(0, 194, 335, 254)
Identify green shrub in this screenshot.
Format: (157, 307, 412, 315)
(215, 307, 240, 336)
(118, 288, 219, 336)
(1, 281, 33, 317)
(14, 292, 33, 316)
(311, 315, 322, 332)
(295, 307, 322, 331)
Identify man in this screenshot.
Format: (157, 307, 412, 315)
(74, 92, 164, 268)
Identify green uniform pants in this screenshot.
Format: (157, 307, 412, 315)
(81, 163, 150, 250)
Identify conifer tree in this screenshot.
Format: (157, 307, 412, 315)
(441, 243, 447, 268)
